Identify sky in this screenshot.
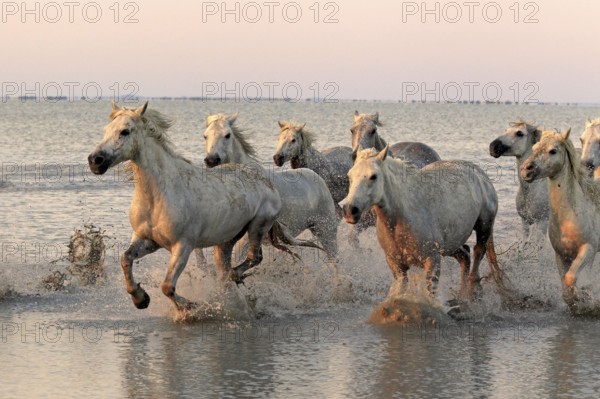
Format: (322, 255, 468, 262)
(0, 0, 598, 103)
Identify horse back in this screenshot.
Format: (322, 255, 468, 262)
(390, 142, 441, 168)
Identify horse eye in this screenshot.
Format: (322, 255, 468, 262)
(549, 149, 557, 155)
(225, 133, 231, 139)
(120, 129, 130, 137)
(516, 131, 524, 137)
(370, 174, 377, 181)
(291, 139, 296, 143)
(350, 128, 355, 134)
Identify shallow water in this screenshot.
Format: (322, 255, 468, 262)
(2, 100, 600, 398)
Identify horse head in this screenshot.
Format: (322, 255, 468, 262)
(88, 101, 148, 175)
(273, 121, 307, 166)
(521, 129, 571, 182)
(489, 120, 540, 158)
(350, 111, 382, 153)
(343, 145, 389, 223)
(203, 113, 238, 167)
(580, 119, 600, 176)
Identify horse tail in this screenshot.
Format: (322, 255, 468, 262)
(486, 233, 512, 294)
(268, 221, 324, 261)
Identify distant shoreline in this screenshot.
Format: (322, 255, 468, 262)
(3, 96, 598, 107)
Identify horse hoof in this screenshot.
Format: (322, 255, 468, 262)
(133, 291, 150, 309)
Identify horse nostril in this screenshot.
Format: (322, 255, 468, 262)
(94, 156, 105, 166)
(350, 206, 359, 215)
(583, 160, 595, 170)
(525, 163, 534, 171)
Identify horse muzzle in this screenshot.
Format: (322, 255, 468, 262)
(581, 158, 596, 176)
(88, 151, 112, 175)
(273, 153, 285, 167)
(520, 162, 539, 182)
(342, 204, 362, 224)
(204, 154, 222, 168)
(489, 139, 509, 158)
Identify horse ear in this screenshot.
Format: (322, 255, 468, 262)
(376, 144, 389, 161)
(562, 128, 571, 141)
(135, 101, 148, 117)
(353, 111, 360, 122)
(531, 129, 541, 144)
(109, 100, 120, 119)
(278, 121, 285, 129)
(227, 112, 239, 124)
(372, 112, 380, 125)
(300, 123, 306, 130)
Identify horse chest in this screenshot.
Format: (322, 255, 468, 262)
(376, 217, 430, 266)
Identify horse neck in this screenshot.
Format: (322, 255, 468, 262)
(296, 145, 330, 173)
(130, 138, 182, 205)
(547, 162, 580, 218)
(373, 161, 411, 221)
(230, 139, 255, 165)
(374, 133, 387, 151)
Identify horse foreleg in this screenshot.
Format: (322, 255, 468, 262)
(562, 244, 595, 308)
(161, 244, 194, 310)
(121, 236, 160, 309)
(424, 256, 441, 298)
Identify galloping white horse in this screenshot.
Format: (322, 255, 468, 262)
(203, 113, 338, 262)
(489, 120, 548, 236)
(273, 121, 353, 205)
(343, 146, 504, 299)
(88, 102, 306, 310)
(521, 129, 600, 312)
(580, 118, 600, 179)
(350, 111, 441, 167)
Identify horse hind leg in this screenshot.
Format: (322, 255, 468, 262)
(121, 236, 160, 309)
(215, 225, 250, 282)
(229, 217, 272, 284)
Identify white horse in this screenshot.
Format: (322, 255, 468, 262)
(343, 146, 504, 299)
(273, 121, 353, 205)
(350, 111, 441, 166)
(489, 120, 549, 236)
(88, 102, 310, 310)
(521, 129, 600, 312)
(580, 118, 600, 179)
(203, 113, 338, 262)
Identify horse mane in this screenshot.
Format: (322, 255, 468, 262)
(356, 147, 416, 173)
(112, 107, 191, 164)
(551, 131, 600, 210)
(279, 121, 317, 151)
(207, 114, 258, 160)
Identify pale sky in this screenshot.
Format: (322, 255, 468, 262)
(1, 0, 598, 103)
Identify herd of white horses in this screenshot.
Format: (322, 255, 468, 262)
(87, 101, 600, 316)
